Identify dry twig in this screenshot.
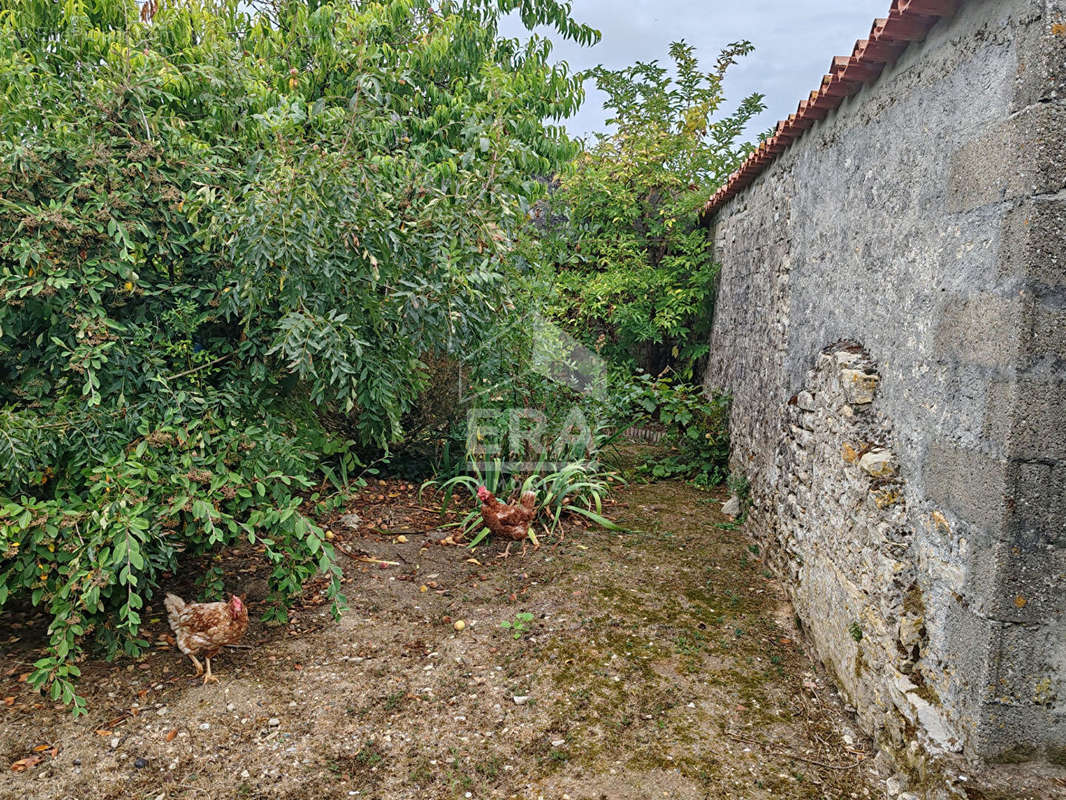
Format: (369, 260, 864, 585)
(724, 731, 865, 771)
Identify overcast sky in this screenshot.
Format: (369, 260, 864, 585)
(500, 0, 889, 141)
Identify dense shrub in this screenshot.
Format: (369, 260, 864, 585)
(623, 374, 731, 486)
(0, 0, 594, 710)
(539, 41, 765, 379)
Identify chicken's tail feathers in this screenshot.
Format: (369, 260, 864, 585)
(519, 490, 537, 510)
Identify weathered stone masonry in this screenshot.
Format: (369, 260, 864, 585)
(703, 0, 1066, 770)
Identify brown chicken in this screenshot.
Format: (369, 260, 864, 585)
(164, 592, 248, 684)
(477, 486, 537, 556)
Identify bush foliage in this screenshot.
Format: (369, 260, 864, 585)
(623, 373, 731, 485)
(540, 41, 765, 379)
(0, 0, 595, 710)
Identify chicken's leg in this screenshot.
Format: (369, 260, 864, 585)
(187, 653, 204, 678)
(496, 541, 514, 559)
(202, 657, 218, 685)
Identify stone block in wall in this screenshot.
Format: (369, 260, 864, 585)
(1000, 197, 1066, 289)
(934, 293, 1027, 368)
(1011, 460, 1066, 544)
(948, 102, 1066, 212)
(1012, 11, 1066, 111)
(1052, 464, 1066, 540)
(974, 699, 1066, 763)
(925, 443, 1009, 530)
(861, 448, 897, 478)
(981, 380, 1022, 450)
(978, 378, 1066, 464)
(993, 378, 1066, 461)
(986, 620, 1066, 710)
(967, 538, 1066, 624)
(1026, 301, 1066, 369)
(891, 670, 961, 753)
(840, 369, 879, 405)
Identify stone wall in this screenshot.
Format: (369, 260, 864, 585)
(703, 0, 1066, 771)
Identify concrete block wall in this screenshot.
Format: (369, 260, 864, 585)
(704, 0, 1066, 769)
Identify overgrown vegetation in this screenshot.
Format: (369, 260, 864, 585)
(539, 40, 765, 380)
(0, 0, 594, 711)
(623, 374, 731, 486)
(1, 0, 760, 713)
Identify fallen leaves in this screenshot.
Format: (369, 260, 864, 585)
(156, 633, 177, 648)
(165, 729, 177, 742)
(9, 756, 42, 772)
(10, 744, 58, 772)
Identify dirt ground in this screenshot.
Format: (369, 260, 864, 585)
(1, 471, 890, 800)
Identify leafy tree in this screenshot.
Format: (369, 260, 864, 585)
(0, 0, 595, 710)
(540, 40, 765, 379)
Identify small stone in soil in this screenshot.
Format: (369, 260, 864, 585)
(134, 758, 148, 769)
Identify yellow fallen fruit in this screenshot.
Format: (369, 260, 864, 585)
(453, 620, 466, 631)
(396, 535, 407, 543)
(419, 584, 428, 593)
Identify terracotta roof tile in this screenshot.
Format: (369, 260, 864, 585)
(702, 0, 960, 218)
